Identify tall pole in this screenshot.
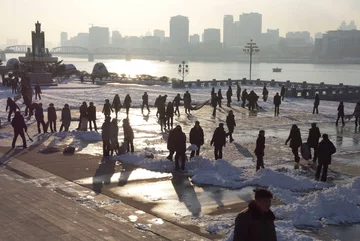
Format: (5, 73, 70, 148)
(243, 39, 259, 81)
(178, 61, 189, 82)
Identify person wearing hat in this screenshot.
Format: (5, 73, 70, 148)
(210, 123, 227, 160)
(189, 121, 204, 159)
(47, 103, 57, 132)
(316, 134, 336, 182)
(59, 104, 71, 132)
(254, 130, 266, 171)
(233, 188, 276, 241)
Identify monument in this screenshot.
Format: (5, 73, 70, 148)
(19, 21, 58, 85)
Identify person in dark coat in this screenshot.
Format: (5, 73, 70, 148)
(262, 85, 269, 102)
(285, 124, 302, 163)
(59, 104, 71, 132)
(101, 117, 111, 157)
(211, 87, 215, 98)
(241, 89, 248, 108)
(236, 82, 241, 102)
(336, 101, 345, 126)
(280, 85, 286, 101)
(313, 93, 320, 114)
(77, 102, 88, 130)
(28, 102, 39, 120)
(112, 94, 122, 119)
(226, 110, 236, 143)
(11, 111, 27, 149)
(315, 134, 336, 182)
(353, 102, 360, 127)
(210, 123, 227, 160)
(307, 123, 321, 163)
(102, 99, 113, 118)
(11, 79, 18, 94)
(110, 118, 119, 156)
(174, 125, 186, 171)
(123, 118, 134, 153)
(189, 121, 204, 158)
(47, 103, 57, 132)
(247, 91, 258, 111)
(273, 93, 281, 116)
(35, 83, 42, 100)
(166, 127, 178, 161)
(173, 93, 182, 116)
(166, 102, 174, 129)
(254, 130, 266, 171)
(124, 94, 132, 117)
(35, 103, 47, 133)
(217, 89, 223, 107)
(23, 94, 32, 117)
(87, 102, 97, 131)
(158, 103, 167, 132)
(226, 86, 232, 107)
(155, 95, 161, 117)
(183, 91, 192, 114)
(233, 189, 276, 241)
(211, 93, 218, 117)
(141, 92, 150, 114)
(6, 97, 20, 122)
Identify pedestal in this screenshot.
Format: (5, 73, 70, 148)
(27, 72, 56, 86)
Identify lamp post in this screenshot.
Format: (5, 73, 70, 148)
(178, 61, 189, 82)
(243, 39, 260, 81)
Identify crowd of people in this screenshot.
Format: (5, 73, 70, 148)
(3, 77, 360, 181)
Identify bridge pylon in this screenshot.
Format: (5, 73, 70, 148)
(0, 52, 6, 61)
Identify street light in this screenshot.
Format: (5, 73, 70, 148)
(243, 39, 260, 81)
(178, 61, 189, 82)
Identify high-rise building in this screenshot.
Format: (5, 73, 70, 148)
(259, 29, 280, 47)
(89, 26, 109, 49)
(170, 15, 189, 49)
(223, 15, 236, 47)
(203, 29, 221, 44)
(238, 13, 262, 45)
(319, 30, 360, 58)
(154, 29, 165, 42)
(68, 33, 89, 48)
(286, 31, 311, 44)
(60, 32, 68, 46)
(112, 31, 122, 46)
(190, 34, 200, 44)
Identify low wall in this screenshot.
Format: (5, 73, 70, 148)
(172, 78, 360, 101)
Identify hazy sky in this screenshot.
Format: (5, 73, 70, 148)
(1, 0, 360, 45)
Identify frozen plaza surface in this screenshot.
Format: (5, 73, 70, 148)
(1, 80, 360, 240)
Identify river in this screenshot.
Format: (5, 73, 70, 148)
(5, 54, 360, 85)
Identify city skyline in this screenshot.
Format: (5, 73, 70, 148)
(1, 0, 360, 45)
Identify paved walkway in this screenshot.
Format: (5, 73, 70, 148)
(0, 167, 161, 241)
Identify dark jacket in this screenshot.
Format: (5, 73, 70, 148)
(173, 95, 182, 106)
(314, 95, 320, 106)
(280, 86, 285, 95)
(101, 121, 111, 140)
(124, 95, 132, 108)
(174, 129, 186, 153)
(217, 90, 223, 99)
(236, 84, 241, 94)
(190, 126, 204, 145)
(61, 108, 71, 121)
(6, 99, 19, 111)
(211, 94, 218, 107)
(47, 106, 57, 121)
(167, 129, 176, 151)
(286, 127, 302, 148)
(166, 102, 174, 117)
(227, 87, 232, 98)
(110, 122, 119, 140)
(211, 126, 227, 147)
(273, 95, 281, 106)
(87, 106, 96, 121)
(254, 135, 265, 156)
(226, 113, 236, 129)
(337, 103, 344, 116)
(102, 103, 113, 115)
(35, 107, 44, 121)
(80, 104, 87, 117)
(263, 87, 269, 96)
(233, 201, 277, 241)
(317, 139, 336, 165)
(123, 123, 134, 141)
(11, 114, 27, 133)
(112, 96, 122, 111)
(307, 127, 321, 148)
(142, 93, 148, 104)
(35, 85, 41, 93)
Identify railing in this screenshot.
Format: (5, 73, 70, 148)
(172, 78, 360, 101)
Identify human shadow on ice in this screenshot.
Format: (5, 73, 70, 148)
(171, 172, 202, 217)
(92, 158, 115, 194)
(233, 142, 254, 158)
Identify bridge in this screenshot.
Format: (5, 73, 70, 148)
(0, 45, 163, 62)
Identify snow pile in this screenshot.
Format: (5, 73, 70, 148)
(273, 177, 360, 227)
(54, 130, 102, 141)
(244, 168, 329, 191)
